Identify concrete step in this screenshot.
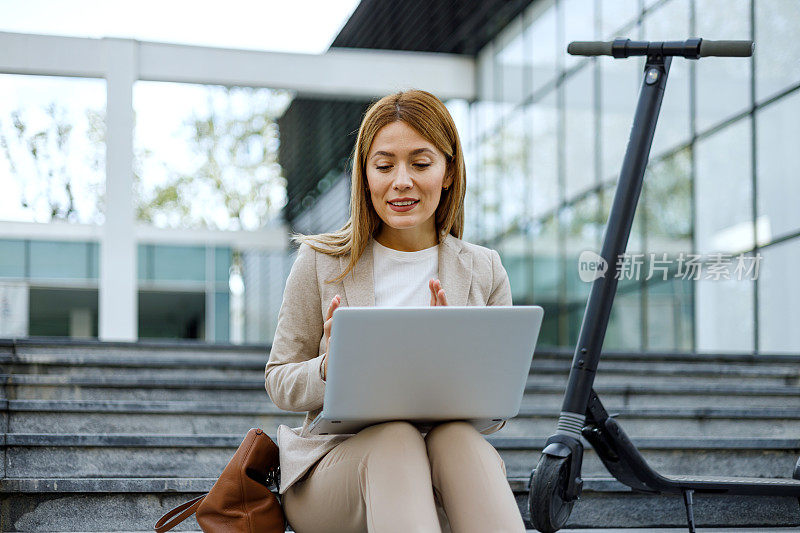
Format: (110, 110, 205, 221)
(6, 433, 800, 480)
(9, 399, 800, 438)
(4, 351, 799, 388)
(2, 476, 798, 531)
(5, 373, 800, 410)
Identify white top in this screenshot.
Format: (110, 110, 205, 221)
(371, 238, 439, 307)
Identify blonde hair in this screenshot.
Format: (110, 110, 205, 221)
(290, 89, 466, 284)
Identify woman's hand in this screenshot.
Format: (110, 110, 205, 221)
(429, 278, 448, 306)
(322, 294, 342, 380)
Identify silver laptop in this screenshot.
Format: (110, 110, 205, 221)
(308, 305, 543, 435)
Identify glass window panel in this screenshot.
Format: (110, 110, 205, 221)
(755, 0, 800, 102)
(138, 290, 205, 339)
(137, 244, 152, 282)
(151, 245, 206, 282)
(0, 74, 105, 223)
(215, 291, 230, 342)
(564, 66, 597, 200)
(758, 240, 800, 352)
(695, 273, 754, 353)
(641, 0, 691, 157)
(644, 148, 692, 250)
(531, 215, 560, 302)
(215, 247, 232, 283)
(29, 241, 95, 280)
(501, 112, 527, 231)
(695, 118, 753, 254)
(476, 45, 502, 136)
(646, 276, 693, 351)
(133, 81, 290, 231)
(496, 18, 526, 106)
(600, 0, 640, 39)
(478, 132, 503, 239)
(538, 304, 561, 348)
(605, 285, 643, 351)
(562, 0, 596, 70)
(563, 194, 603, 310)
(756, 89, 800, 242)
(498, 232, 530, 303)
(527, 93, 560, 218)
(695, 0, 751, 132)
(0, 239, 26, 278)
(526, 0, 558, 95)
(600, 55, 641, 183)
(29, 287, 98, 337)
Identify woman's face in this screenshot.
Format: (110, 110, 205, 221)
(365, 120, 451, 240)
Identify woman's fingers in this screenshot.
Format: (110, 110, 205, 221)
(326, 294, 340, 321)
(429, 279, 447, 306)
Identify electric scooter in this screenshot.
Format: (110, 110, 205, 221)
(527, 38, 800, 533)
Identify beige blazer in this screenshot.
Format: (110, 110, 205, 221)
(264, 232, 513, 494)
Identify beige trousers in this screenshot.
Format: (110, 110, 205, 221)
(282, 421, 525, 533)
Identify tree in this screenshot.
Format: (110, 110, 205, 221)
(0, 102, 104, 223)
(135, 85, 289, 231)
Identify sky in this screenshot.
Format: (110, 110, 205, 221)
(0, 0, 361, 227)
(0, 0, 361, 54)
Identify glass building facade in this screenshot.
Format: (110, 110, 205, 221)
(459, 0, 800, 353)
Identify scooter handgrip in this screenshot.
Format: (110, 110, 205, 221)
(699, 40, 754, 57)
(568, 41, 613, 56)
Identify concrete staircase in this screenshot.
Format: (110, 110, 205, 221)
(2, 339, 800, 531)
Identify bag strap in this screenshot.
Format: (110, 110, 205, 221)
(154, 494, 206, 533)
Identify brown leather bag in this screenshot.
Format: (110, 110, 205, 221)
(154, 428, 286, 532)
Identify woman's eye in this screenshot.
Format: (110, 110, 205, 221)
(414, 163, 431, 169)
(376, 165, 391, 171)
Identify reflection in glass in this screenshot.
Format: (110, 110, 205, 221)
(756, 90, 800, 242)
(497, 231, 530, 304)
(527, 93, 560, 219)
(605, 285, 643, 351)
(496, 17, 526, 106)
(695, 118, 753, 254)
(526, 0, 558, 95)
(601, 55, 640, 183)
(644, 148, 692, 248)
(695, 0, 751, 132)
(133, 81, 291, 231)
(530, 215, 560, 346)
(642, 0, 691, 157)
(561, 0, 596, 70)
(646, 275, 693, 351)
(478, 132, 503, 240)
(501, 112, 527, 231)
(755, 0, 800, 102)
(0, 74, 106, 224)
(600, 0, 640, 39)
(758, 241, 800, 353)
(695, 275, 754, 353)
(564, 66, 596, 199)
(563, 194, 604, 331)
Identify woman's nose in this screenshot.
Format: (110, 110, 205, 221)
(393, 164, 413, 187)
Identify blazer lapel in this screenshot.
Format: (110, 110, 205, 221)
(439, 233, 472, 307)
(339, 233, 473, 307)
(340, 239, 375, 307)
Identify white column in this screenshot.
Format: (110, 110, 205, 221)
(99, 38, 137, 341)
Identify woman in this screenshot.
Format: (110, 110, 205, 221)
(264, 89, 524, 532)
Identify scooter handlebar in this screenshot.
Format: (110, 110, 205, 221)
(567, 39, 754, 58)
(567, 41, 613, 56)
(699, 40, 754, 57)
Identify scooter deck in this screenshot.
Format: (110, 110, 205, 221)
(662, 474, 800, 496)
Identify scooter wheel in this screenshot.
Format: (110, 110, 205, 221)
(528, 454, 574, 533)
